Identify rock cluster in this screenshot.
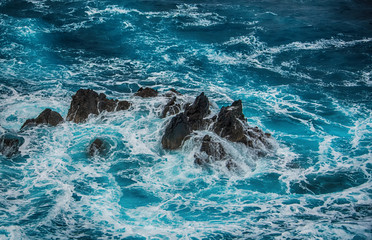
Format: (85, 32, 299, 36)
(66, 89, 131, 123)
(161, 92, 272, 168)
(2, 87, 273, 170)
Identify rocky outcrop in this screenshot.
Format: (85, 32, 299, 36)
(212, 100, 247, 144)
(161, 93, 210, 149)
(161, 92, 273, 172)
(184, 92, 210, 130)
(134, 87, 158, 98)
(88, 138, 110, 157)
(161, 113, 191, 149)
(213, 100, 272, 149)
(66, 89, 131, 123)
(0, 134, 24, 157)
(21, 108, 63, 129)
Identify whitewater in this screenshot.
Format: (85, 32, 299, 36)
(0, 0, 371, 239)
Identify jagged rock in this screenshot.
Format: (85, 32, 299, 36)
(213, 100, 247, 144)
(213, 100, 272, 149)
(184, 92, 210, 130)
(88, 138, 109, 157)
(21, 108, 63, 129)
(161, 96, 181, 118)
(161, 113, 191, 149)
(66, 89, 130, 123)
(161, 93, 210, 150)
(0, 134, 24, 157)
(134, 87, 158, 98)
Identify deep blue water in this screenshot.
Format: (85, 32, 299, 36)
(0, 0, 371, 239)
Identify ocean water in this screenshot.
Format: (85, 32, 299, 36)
(0, 0, 371, 239)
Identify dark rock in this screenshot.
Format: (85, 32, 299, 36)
(185, 92, 210, 130)
(161, 113, 191, 149)
(194, 135, 227, 166)
(21, 108, 63, 129)
(0, 134, 24, 157)
(161, 96, 181, 118)
(67, 89, 130, 123)
(213, 100, 247, 144)
(200, 135, 226, 160)
(134, 87, 158, 98)
(67, 89, 100, 123)
(117, 100, 131, 111)
(161, 92, 210, 150)
(213, 100, 272, 149)
(88, 138, 110, 157)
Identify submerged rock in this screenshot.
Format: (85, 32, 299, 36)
(161, 113, 191, 149)
(194, 135, 239, 171)
(66, 89, 131, 123)
(161, 96, 181, 118)
(88, 138, 110, 157)
(21, 108, 63, 129)
(0, 134, 24, 158)
(164, 88, 181, 98)
(194, 135, 227, 165)
(134, 87, 158, 98)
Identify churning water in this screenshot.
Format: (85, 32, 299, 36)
(0, 0, 371, 239)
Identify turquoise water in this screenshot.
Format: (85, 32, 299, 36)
(0, 0, 371, 239)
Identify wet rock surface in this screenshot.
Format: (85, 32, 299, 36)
(161, 93, 210, 149)
(134, 87, 158, 98)
(213, 100, 247, 144)
(161, 96, 181, 118)
(0, 133, 24, 158)
(88, 138, 110, 157)
(21, 108, 63, 129)
(184, 92, 210, 130)
(213, 100, 272, 149)
(66, 89, 130, 123)
(161, 92, 273, 171)
(161, 113, 191, 150)
(194, 135, 227, 165)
